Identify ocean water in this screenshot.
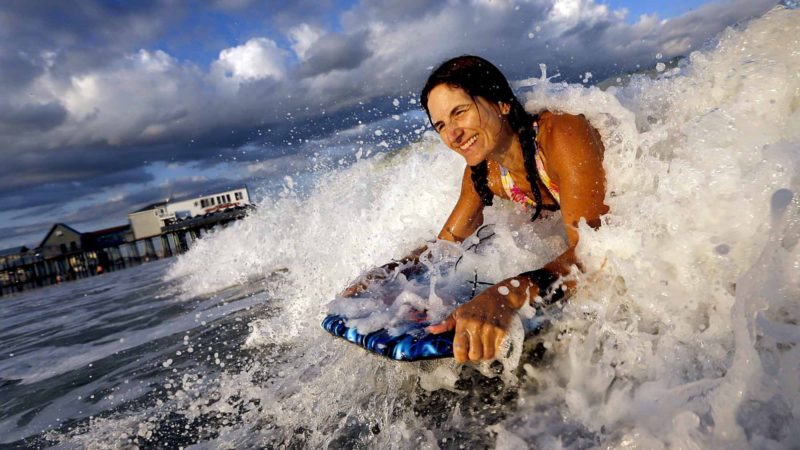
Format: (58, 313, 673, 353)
(2, 5, 799, 449)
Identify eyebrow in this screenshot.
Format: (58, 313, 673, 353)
(432, 103, 470, 130)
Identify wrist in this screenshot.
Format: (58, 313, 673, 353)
(492, 279, 530, 310)
(518, 268, 564, 305)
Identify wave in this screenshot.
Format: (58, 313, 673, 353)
(157, 6, 800, 448)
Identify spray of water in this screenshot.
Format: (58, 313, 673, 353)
(62, 6, 800, 448)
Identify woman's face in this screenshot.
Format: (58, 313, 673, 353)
(426, 84, 509, 166)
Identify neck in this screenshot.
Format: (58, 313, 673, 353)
(488, 122, 526, 175)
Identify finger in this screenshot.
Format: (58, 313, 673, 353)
(494, 328, 507, 358)
(482, 326, 496, 360)
(427, 315, 456, 334)
(453, 327, 469, 363)
(339, 282, 365, 298)
(468, 328, 483, 361)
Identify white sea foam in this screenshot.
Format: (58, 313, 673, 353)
(158, 7, 800, 448)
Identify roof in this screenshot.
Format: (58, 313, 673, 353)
(84, 224, 130, 237)
(132, 201, 168, 213)
(0, 246, 29, 257)
(38, 223, 82, 248)
(167, 185, 249, 204)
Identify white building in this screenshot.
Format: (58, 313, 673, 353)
(128, 187, 251, 240)
(167, 187, 251, 219)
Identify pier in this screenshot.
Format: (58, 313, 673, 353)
(0, 188, 253, 296)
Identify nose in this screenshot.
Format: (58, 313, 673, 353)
(447, 123, 463, 144)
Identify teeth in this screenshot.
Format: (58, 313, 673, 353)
(460, 135, 477, 150)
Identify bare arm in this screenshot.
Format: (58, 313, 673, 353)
(438, 165, 485, 242)
(539, 112, 608, 274)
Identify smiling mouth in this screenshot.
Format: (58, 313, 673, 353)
(459, 134, 478, 151)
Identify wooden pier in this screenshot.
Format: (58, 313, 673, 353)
(0, 206, 252, 296)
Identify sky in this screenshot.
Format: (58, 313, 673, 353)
(0, 0, 779, 249)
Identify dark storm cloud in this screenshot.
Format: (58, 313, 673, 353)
(0, 0, 780, 236)
(0, 169, 156, 213)
(0, 142, 165, 193)
(0, 101, 68, 132)
(297, 31, 372, 77)
(0, 1, 182, 79)
(0, 49, 43, 90)
(354, 0, 447, 21)
(0, 220, 59, 247)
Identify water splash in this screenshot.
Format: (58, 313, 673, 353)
(55, 6, 800, 448)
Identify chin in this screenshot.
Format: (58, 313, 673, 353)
(465, 155, 487, 167)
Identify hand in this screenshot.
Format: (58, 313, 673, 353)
(339, 265, 394, 297)
(428, 288, 517, 362)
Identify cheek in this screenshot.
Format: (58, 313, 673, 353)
(438, 134, 453, 148)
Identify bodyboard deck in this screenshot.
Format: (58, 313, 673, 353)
(322, 314, 455, 361)
(322, 228, 549, 362)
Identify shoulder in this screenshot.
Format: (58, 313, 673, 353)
(537, 111, 602, 157)
(536, 111, 605, 180)
(537, 111, 596, 145)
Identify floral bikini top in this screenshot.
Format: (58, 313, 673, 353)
(498, 152, 560, 208)
(498, 124, 560, 208)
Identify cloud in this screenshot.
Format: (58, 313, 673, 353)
(0, 49, 44, 91)
(212, 38, 289, 82)
(0, 0, 780, 243)
(4, 0, 776, 158)
(288, 23, 324, 60)
(0, 220, 61, 248)
(350, 0, 447, 22)
(0, 100, 67, 132)
(0, 169, 156, 212)
(0, 1, 184, 85)
(297, 31, 372, 77)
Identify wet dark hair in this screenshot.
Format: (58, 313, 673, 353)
(420, 55, 545, 222)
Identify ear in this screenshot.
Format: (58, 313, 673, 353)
(498, 102, 511, 115)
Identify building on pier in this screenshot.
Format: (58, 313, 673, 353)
(128, 186, 250, 240)
(0, 186, 254, 296)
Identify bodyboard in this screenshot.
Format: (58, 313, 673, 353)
(322, 228, 550, 361)
(322, 314, 455, 361)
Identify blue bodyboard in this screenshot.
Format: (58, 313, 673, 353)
(322, 227, 548, 362)
(322, 314, 456, 361)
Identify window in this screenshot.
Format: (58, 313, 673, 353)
(60, 243, 68, 253)
(235, 191, 243, 201)
(194, 201, 198, 207)
(211, 197, 215, 206)
(70, 242, 78, 251)
(226, 194, 231, 203)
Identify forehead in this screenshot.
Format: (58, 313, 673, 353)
(427, 84, 472, 121)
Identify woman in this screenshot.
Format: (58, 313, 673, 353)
(346, 55, 608, 363)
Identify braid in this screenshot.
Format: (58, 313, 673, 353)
(509, 103, 544, 222)
(519, 115, 544, 222)
(470, 160, 493, 206)
(470, 107, 543, 218)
